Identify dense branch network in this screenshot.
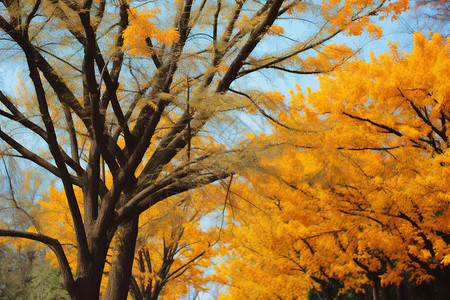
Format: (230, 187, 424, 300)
(0, 0, 402, 298)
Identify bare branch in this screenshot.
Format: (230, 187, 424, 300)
(0, 228, 76, 296)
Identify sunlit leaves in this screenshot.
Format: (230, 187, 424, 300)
(122, 7, 179, 56)
(215, 32, 450, 298)
(0, 0, 424, 298)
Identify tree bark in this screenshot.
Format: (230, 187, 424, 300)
(396, 283, 404, 300)
(73, 264, 104, 300)
(356, 291, 365, 300)
(381, 286, 390, 300)
(372, 284, 380, 300)
(104, 217, 139, 300)
(417, 282, 435, 300)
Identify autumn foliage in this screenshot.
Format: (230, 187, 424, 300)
(214, 32, 450, 299)
(0, 0, 447, 299)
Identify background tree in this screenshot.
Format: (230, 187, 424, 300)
(214, 31, 449, 299)
(129, 189, 222, 300)
(414, 0, 450, 28)
(0, 243, 70, 300)
(0, 157, 42, 233)
(0, 0, 408, 299)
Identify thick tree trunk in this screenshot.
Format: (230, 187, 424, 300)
(104, 217, 139, 300)
(73, 268, 103, 300)
(437, 266, 450, 297)
(67, 258, 104, 300)
(72, 238, 110, 300)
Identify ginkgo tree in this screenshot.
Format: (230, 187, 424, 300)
(0, 0, 408, 299)
(129, 187, 223, 300)
(215, 31, 449, 299)
(34, 182, 223, 299)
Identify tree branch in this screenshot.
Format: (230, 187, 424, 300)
(0, 229, 76, 296)
(0, 90, 84, 175)
(116, 170, 231, 225)
(216, 0, 285, 93)
(24, 39, 89, 260)
(0, 15, 91, 130)
(0, 127, 82, 186)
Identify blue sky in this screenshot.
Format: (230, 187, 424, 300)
(0, 2, 447, 298)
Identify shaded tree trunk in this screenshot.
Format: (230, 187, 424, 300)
(417, 282, 435, 300)
(356, 291, 365, 300)
(372, 284, 380, 300)
(381, 285, 390, 300)
(436, 266, 450, 297)
(73, 264, 104, 300)
(104, 217, 139, 300)
(72, 241, 109, 300)
(396, 283, 404, 300)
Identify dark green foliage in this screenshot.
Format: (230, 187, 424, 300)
(0, 244, 69, 300)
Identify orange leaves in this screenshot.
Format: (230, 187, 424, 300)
(306, 32, 449, 151)
(442, 255, 450, 266)
(267, 25, 285, 36)
(299, 30, 450, 288)
(34, 186, 84, 270)
(386, 0, 411, 17)
(320, 0, 409, 37)
(409, 33, 450, 111)
(129, 186, 223, 298)
(346, 16, 383, 38)
(122, 7, 179, 56)
(214, 31, 450, 298)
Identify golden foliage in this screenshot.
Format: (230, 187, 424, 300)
(215, 32, 450, 298)
(122, 7, 179, 56)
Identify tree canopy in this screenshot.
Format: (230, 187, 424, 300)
(0, 0, 438, 299)
(214, 31, 449, 300)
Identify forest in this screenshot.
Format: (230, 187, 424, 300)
(0, 0, 448, 299)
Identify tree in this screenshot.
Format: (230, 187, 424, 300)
(129, 186, 225, 300)
(0, 0, 408, 299)
(414, 0, 450, 27)
(215, 31, 449, 299)
(34, 183, 222, 299)
(0, 243, 70, 300)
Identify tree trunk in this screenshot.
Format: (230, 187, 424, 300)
(150, 282, 163, 300)
(396, 283, 404, 300)
(381, 285, 390, 300)
(72, 261, 105, 300)
(437, 266, 450, 297)
(356, 291, 365, 300)
(71, 234, 110, 300)
(417, 282, 435, 300)
(104, 217, 139, 300)
(372, 284, 380, 300)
